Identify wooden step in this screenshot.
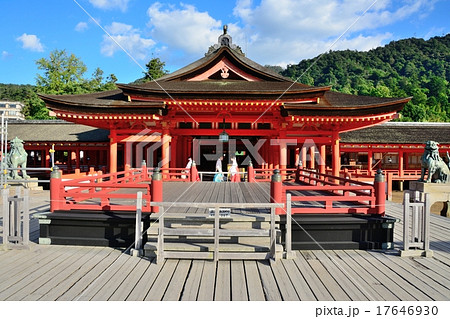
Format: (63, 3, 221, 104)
(144, 241, 283, 260)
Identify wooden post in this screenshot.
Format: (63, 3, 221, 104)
(157, 206, 164, 264)
(374, 169, 385, 216)
(286, 194, 292, 258)
(214, 204, 220, 262)
(270, 207, 276, 260)
(2, 188, 8, 245)
(134, 192, 143, 251)
(403, 192, 410, 251)
(23, 188, 30, 246)
(151, 168, 163, 213)
(50, 167, 62, 212)
(247, 160, 255, 182)
(270, 169, 283, 215)
(423, 193, 431, 253)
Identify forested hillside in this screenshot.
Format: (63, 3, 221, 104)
(282, 34, 450, 122)
(1, 35, 449, 121)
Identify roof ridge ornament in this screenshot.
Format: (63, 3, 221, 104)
(205, 25, 245, 57)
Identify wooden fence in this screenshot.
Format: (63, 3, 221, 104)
(150, 201, 283, 263)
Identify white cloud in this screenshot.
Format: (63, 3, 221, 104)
(140, 0, 435, 70)
(231, 0, 432, 67)
(101, 22, 155, 60)
(75, 22, 89, 32)
(2, 51, 12, 60)
(16, 33, 44, 52)
(147, 2, 222, 56)
(89, 0, 130, 12)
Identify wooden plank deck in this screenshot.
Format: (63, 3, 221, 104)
(1, 186, 450, 301)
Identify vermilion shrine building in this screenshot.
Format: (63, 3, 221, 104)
(39, 29, 411, 176)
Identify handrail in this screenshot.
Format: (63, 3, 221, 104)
(284, 168, 378, 215)
(53, 167, 152, 212)
(151, 201, 283, 262)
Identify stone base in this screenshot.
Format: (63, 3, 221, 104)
(8, 177, 43, 190)
(400, 249, 433, 258)
(279, 214, 396, 250)
(409, 181, 450, 217)
(35, 211, 150, 248)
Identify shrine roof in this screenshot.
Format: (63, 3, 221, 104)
(7, 120, 109, 142)
(116, 80, 329, 99)
(283, 91, 411, 116)
(38, 26, 410, 117)
(38, 90, 165, 115)
(340, 122, 450, 144)
(156, 46, 291, 82)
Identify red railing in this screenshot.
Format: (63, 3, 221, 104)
(149, 167, 191, 181)
(51, 167, 152, 213)
(270, 167, 385, 215)
(286, 168, 378, 214)
(252, 168, 296, 182)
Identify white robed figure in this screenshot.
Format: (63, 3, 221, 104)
(182, 157, 192, 179)
(229, 157, 240, 182)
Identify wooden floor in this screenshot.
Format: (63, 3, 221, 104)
(1, 186, 450, 301)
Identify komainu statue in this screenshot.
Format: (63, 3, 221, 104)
(418, 140, 450, 183)
(6, 137, 29, 180)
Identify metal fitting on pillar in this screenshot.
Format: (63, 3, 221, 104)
(375, 169, 385, 182)
(50, 166, 61, 179)
(152, 167, 162, 181)
(271, 169, 281, 183)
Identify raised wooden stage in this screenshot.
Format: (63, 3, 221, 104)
(1, 199, 449, 301)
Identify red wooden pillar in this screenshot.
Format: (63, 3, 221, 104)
(171, 135, 178, 169)
(368, 150, 373, 175)
(162, 130, 170, 171)
(332, 132, 340, 177)
(374, 170, 386, 216)
(301, 146, 307, 169)
(309, 145, 315, 170)
(50, 167, 62, 212)
(279, 140, 287, 178)
(263, 140, 269, 169)
(151, 168, 163, 213)
(109, 131, 117, 173)
(399, 150, 404, 177)
(274, 142, 280, 170)
(268, 142, 274, 170)
(319, 144, 326, 175)
(270, 169, 283, 215)
(247, 160, 255, 182)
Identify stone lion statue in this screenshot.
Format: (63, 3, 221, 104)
(418, 140, 450, 183)
(6, 136, 29, 180)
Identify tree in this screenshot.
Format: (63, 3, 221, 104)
(36, 49, 88, 95)
(29, 49, 117, 119)
(143, 57, 168, 82)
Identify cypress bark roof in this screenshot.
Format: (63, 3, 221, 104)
(340, 122, 450, 144)
(38, 29, 411, 117)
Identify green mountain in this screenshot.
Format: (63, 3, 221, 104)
(282, 34, 450, 122)
(2, 34, 449, 121)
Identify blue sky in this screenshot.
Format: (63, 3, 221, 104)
(1, 0, 449, 85)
